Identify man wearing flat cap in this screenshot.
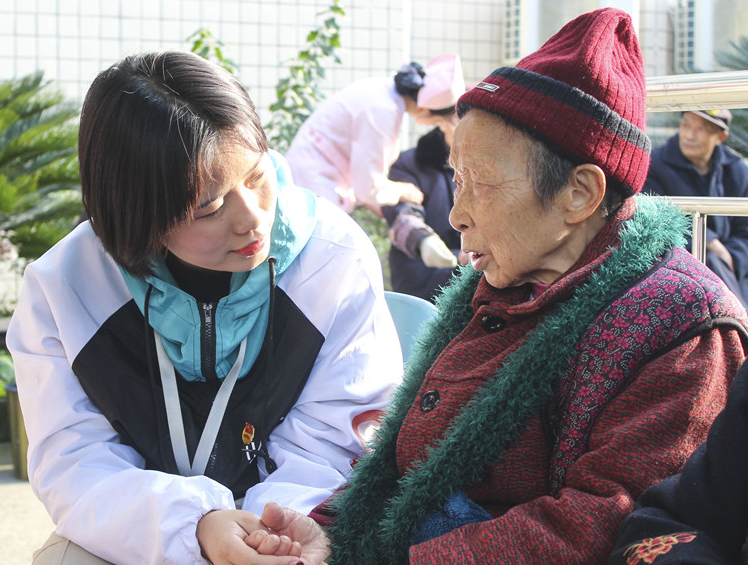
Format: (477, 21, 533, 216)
(645, 109, 748, 306)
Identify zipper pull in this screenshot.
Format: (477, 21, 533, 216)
(200, 302, 218, 383)
(202, 302, 213, 324)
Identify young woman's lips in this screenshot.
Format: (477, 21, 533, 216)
(233, 237, 267, 257)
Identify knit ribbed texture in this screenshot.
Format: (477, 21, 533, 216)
(458, 8, 650, 195)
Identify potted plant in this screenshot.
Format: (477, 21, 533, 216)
(0, 350, 13, 442)
(0, 349, 27, 480)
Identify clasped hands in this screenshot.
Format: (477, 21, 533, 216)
(196, 504, 330, 565)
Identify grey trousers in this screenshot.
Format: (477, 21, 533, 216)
(33, 532, 113, 565)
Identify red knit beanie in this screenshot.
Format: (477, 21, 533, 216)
(458, 8, 650, 196)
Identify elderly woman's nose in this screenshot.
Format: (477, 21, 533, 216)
(449, 199, 469, 232)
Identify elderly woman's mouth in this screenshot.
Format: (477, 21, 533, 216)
(468, 251, 487, 270)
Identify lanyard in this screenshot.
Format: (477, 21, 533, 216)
(154, 332, 247, 477)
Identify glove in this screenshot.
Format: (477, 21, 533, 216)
(419, 234, 458, 268)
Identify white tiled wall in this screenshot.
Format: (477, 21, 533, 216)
(0, 0, 502, 137)
(8, 1, 736, 144)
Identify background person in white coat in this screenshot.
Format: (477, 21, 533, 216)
(285, 53, 465, 215)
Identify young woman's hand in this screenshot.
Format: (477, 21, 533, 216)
(197, 509, 303, 565)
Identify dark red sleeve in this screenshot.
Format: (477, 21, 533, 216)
(409, 327, 745, 564)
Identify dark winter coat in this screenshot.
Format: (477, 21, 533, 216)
(382, 127, 460, 302)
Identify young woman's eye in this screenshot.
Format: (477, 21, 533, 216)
(246, 172, 265, 188)
(196, 203, 224, 220)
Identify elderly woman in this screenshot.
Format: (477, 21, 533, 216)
(247, 8, 748, 565)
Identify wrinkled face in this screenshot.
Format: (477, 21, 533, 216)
(678, 112, 727, 167)
(165, 143, 277, 273)
(448, 110, 571, 289)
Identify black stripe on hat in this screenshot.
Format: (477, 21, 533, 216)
(492, 67, 651, 155)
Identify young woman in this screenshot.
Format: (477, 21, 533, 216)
(6, 51, 402, 565)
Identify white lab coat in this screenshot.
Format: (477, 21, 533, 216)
(286, 77, 405, 212)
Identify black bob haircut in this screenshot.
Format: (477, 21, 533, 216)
(79, 51, 268, 277)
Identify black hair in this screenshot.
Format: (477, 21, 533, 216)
(394, 62, 425, 101)
(429, 105, 456, 116)
(79, 51, 268, 277)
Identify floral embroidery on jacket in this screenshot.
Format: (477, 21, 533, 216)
(623, 532, 697, 564)
(548, 247, 746, 493)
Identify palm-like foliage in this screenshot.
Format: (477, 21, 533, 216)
(715, 37, 748, 156)
(0, 71, 82, 261)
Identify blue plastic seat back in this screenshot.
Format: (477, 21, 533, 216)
(384, 291, 438, 364)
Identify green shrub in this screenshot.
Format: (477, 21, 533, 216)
(0, 71, 82, 264)
(0, 350, 14, 398)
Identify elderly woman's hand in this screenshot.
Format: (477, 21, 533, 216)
(246, 502, 331, 565)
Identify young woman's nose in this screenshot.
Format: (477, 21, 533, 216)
(232, 188, 262, 234)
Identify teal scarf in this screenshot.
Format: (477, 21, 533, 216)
(328, 195, 688, 565)
(120, 151, 317, 382)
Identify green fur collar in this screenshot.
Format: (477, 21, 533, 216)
(327, 195, 688, 565)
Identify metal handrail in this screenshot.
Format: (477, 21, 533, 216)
(647, 70, 748, 112)
(645, 70, 748, 264)
(663, 196, 748, 263)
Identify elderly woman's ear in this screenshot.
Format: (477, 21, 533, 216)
(560, 164, 607, 225)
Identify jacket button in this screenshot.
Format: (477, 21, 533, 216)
(420, 390, 440, 412)
(481, 315, 504, 332)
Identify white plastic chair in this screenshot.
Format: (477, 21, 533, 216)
(384, 291, 438, 364)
